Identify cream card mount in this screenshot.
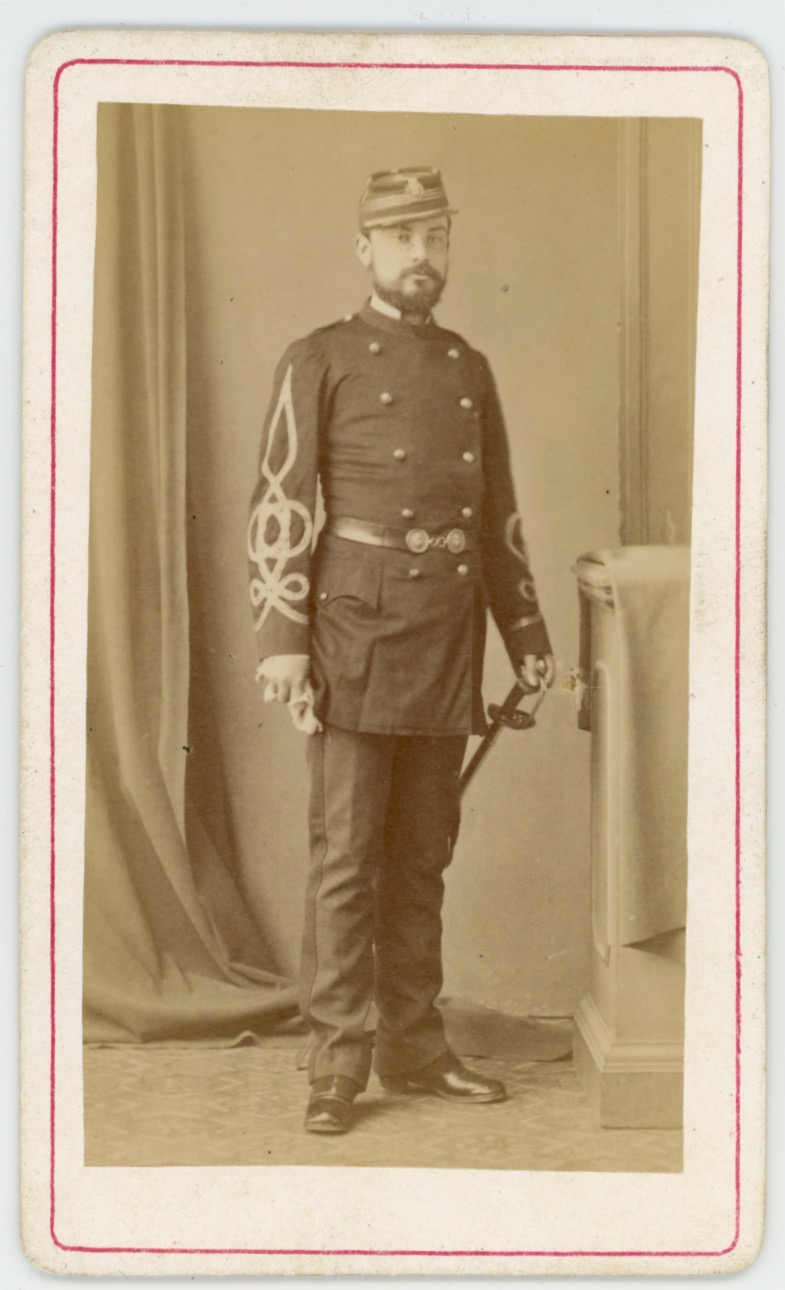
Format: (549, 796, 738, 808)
(21, 27, 767, 1278)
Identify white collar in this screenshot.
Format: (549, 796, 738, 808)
(369, 290, 432, 324)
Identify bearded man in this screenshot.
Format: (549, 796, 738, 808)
(248, 168, 554, 1133)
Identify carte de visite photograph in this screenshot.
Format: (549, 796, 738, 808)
(20, 29, 767, 1277)
(82, 102, 697, 1173)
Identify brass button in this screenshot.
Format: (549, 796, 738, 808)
(457, 564, 469, 576)
(448, 347, 460, 359)
(401, 508, 415, 519)
(380, 392, 393, 405)
(319, 591, 328, 601)
(462, 451, 475, 464)
(369, 341, 381, 354)
(460, 397, 473, 410)
(393, 448, 407, 461)
(408, 568, 421, 579)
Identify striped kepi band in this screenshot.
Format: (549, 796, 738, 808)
(359, 167, 457, 229)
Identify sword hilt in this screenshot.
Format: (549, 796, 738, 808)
(488, 676, 543, 730)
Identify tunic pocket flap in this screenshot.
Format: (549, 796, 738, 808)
(315, 559, 381, 609)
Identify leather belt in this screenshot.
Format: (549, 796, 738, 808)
(327, 516, 475, 555)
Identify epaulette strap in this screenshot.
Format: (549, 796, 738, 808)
(312, 315, 356, 337)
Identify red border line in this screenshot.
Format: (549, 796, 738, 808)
(48, 56, 744, 1260)
(733, 59, 745, 1254)
(49, 54, 60, 1256)
(53, 57, 744, 71)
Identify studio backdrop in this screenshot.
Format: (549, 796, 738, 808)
(84, 103, 700, 1044)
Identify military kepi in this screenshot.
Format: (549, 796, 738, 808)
(359, 168, 457, 229)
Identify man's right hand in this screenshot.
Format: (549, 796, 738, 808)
(257, 654, 311, 705)
(257, 655, 322, 733)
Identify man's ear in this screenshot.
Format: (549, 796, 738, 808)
(354, 230, 372, 268)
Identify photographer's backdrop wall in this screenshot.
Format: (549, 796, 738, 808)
(84, 104, 699, 1040)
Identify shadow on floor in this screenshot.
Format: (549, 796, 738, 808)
(83, 1042, 683, 1172)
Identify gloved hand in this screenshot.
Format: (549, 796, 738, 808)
(517, 653, 556, 690)
(256, 655, 323, 734)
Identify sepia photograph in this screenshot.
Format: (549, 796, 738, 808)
(19, 28, 767, 1276)
(83, 103, 697, 1172)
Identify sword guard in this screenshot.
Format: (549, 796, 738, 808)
(487, 704, 535, 730)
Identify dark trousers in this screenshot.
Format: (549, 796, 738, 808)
(299, 725, 467, 1087)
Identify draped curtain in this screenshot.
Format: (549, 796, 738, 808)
(84, 104, 299, 1043)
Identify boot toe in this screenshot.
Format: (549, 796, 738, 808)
(381, 1052, 506, 1103)
(304, 1075, 361, 1134)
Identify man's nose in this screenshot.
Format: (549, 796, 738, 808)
(408, 234, 429, 261)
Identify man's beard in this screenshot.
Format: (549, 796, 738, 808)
(374, 265, 446, 316)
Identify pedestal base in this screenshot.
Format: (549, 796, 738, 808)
(574, 995, 683, 1129)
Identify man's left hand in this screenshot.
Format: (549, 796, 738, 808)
(518, 653, 556, 690)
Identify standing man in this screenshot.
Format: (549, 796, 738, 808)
(248, 168, 554, 1134)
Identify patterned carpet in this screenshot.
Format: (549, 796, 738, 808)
(84, 1042, 682, 1172)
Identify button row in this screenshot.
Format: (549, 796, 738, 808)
(393, 449, 475, 464)
(367, 342, 462, 359)
(408, 564, 470, 579)
(379, 392, 474, 409)
(321, 566, 471, 591)
(400, 506, 472, 520)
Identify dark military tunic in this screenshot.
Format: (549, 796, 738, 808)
(248, 301, 550, 736)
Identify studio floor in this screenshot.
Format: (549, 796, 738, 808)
(84, 1035, 683, 1173)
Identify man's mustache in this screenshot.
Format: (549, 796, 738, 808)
(403, 264, 443, 284)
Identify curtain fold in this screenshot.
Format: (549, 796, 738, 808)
(84, 104, 298, 1044)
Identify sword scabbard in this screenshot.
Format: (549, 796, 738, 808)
(459, 677, 546, 796)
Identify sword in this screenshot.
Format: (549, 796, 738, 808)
(459, 676, 547, 796)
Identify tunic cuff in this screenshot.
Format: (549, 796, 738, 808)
(502, 616, 552, 663)
(255, 617, 311, 662)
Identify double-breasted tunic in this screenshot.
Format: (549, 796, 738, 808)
(248, 301, 550, 736)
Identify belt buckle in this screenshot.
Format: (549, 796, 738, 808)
(405, 527, 467, 554)
(405, 528, 430, 554)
